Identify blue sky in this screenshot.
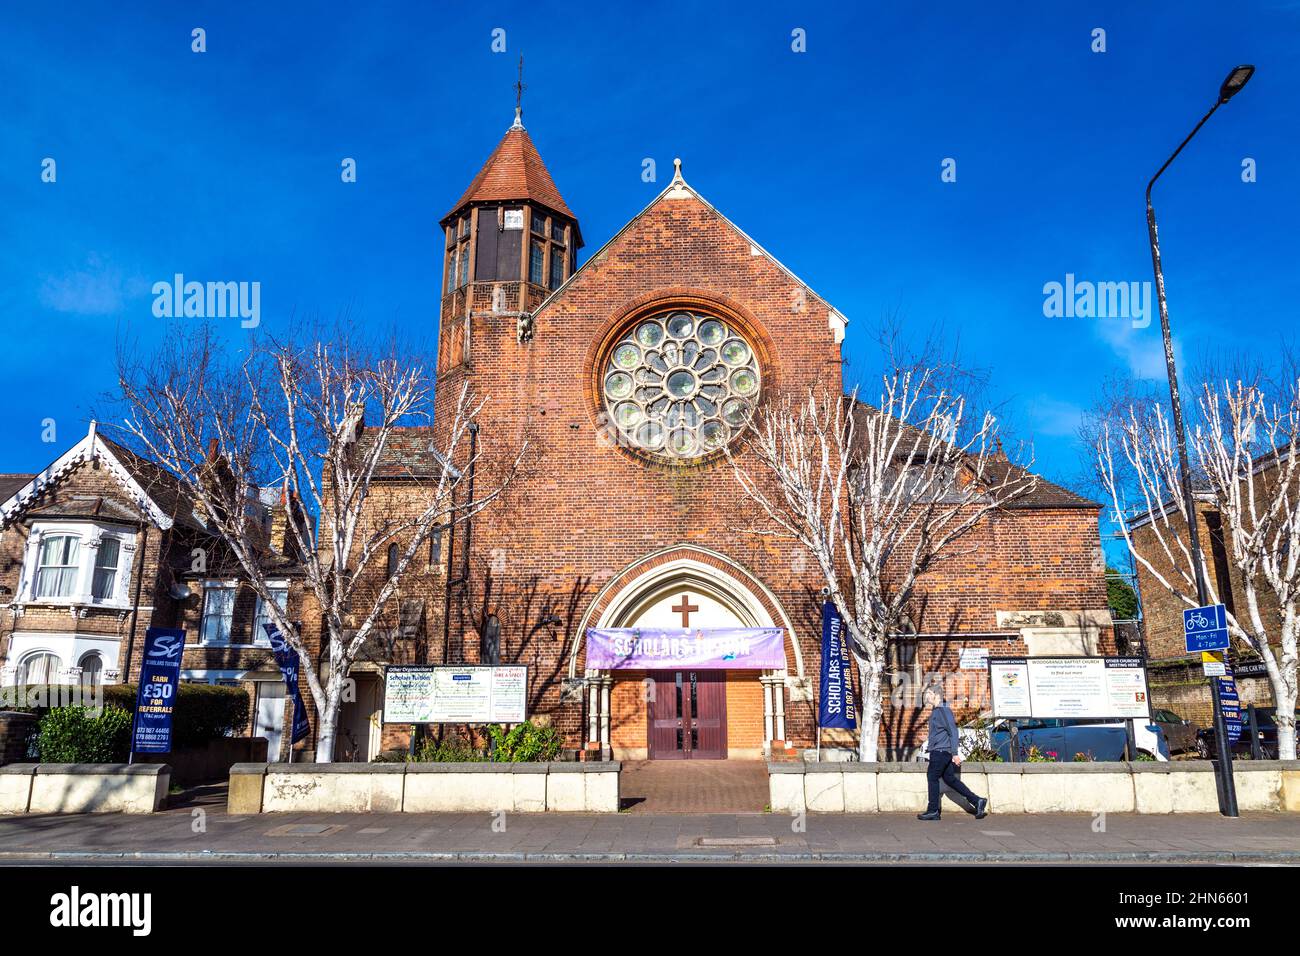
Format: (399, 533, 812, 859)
(3, 1, 1297, 511)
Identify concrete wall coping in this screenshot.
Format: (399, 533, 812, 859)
(0, 764, 37, 776)
(267, 762, 406, 774)
(405, 762, 548, 774)
(774, 760, 1299, 775)
(229, 761, 619, 775)
(546, 761, 621, 773)
(32, 763, 170, 776)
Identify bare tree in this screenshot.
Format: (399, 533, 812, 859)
(729, 368, 1038, 761)
(116, 323, 522, 761)
(1097, 377, 1299, 759)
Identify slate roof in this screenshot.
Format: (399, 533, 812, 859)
(0, 474, 34, 502)
(444, 126, 577, 225)
(96, 435, 207, 530)
(26, 495, 145, 524)
(848, 400, 1098, 511)
(356, 427, 456, 480)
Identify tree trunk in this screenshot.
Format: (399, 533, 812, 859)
(856, 657, 884, 763)
(1275, 689, 1297, 761)
(314, 694, 340, 764)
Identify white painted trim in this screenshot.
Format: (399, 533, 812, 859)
(0, 424, 182, 531)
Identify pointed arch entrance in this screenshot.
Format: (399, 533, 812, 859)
(572, 547, 801, 760)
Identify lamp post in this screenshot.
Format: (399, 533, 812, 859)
(1145, 64, 1253, 817)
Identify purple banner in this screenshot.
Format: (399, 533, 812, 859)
(586, 627, 786, 669)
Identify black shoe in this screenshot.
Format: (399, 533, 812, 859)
(917, 810, 941, 821)
(973, 798, 989, 820)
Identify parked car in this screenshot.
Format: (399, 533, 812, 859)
(1150, 708, 1208, 756)
(918, 715, 1169, 761)
(1199, 707, 1297, 759)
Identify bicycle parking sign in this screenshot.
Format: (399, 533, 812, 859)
(1184, 603, 1230, 653)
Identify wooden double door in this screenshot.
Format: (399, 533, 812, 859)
(647, 670, 727, 759)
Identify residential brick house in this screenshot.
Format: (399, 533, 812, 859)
(0, 423, 307, 760)
(328, 105, 1113, 762)
(1131, 488, 1281, 727)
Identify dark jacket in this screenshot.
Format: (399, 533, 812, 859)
(927, 704, 961, 757)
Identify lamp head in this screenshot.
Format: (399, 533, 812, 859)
(1219, 65, 1255, 103)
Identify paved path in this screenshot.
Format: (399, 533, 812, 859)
(1, 799, 1297, 863)
(619, 760, 768, 813)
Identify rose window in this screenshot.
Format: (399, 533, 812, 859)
(601, 310, 761, 461)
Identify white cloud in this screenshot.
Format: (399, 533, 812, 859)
(38, 254, 140, 315)
(1095, 317, 1180, 380)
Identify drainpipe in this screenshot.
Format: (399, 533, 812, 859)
(121, 525, 150, 682)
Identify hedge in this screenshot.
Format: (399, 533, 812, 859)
(2, 683, 250, 750)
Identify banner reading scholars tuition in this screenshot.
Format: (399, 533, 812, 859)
(817, 602, 856, 729)
(988, 656, 1152, 720)
(382, 665, 527, 724)
(585, 627, 785, 669)
(131, 627, 185, 754)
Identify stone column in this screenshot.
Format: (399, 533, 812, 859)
(586, 670, 599, 747)
(761, 674, 774, 746)
(773, 672, 787, 743)
(599, 675, 613, 759)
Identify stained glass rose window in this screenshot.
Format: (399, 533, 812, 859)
(601, 310, 761, 461)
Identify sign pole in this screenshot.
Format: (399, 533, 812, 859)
(1184, 604, 1238, 815)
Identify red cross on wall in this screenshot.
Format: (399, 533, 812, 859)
(671, 594, 700, 628)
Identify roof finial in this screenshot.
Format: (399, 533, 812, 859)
(672, 157, 684, 182)
(511, 55, 526, 130)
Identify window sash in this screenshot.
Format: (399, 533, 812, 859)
(201, 587, 236, 644)
(35, 535, 80, 598)
(253, 588, 288, 643)
(529, 242, 544, 284)
(92, 538, 120, 602)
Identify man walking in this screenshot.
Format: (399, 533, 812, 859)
(918, 685, 988, 821)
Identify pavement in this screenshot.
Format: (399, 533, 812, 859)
(0, 783, 1297, 864)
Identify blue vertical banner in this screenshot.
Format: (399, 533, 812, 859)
(132, 627, 185, 754)
(264, 623, 311, 744)
(818, 601, 857, 729)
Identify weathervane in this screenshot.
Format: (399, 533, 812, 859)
(511, 55, 526, 130)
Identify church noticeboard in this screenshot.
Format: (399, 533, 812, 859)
(382, 665, 527, 724)
(988, 656, 1151, 721)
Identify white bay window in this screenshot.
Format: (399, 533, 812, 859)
(21, 522, 135, 608)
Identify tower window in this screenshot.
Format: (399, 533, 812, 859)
(458, 248, 470, 287)
(446, 249, 459, 291)
(460, 215, 471, 238)
(529, 242, 545, 285)
(549, 249, 564, 290)
(530, 211, 546, 234)
(550, 219, 565, 242)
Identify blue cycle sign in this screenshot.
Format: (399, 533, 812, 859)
(1184, 604, 1230, 653)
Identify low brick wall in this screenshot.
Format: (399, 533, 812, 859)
(770, 761, 1300, 814)
(228, 761, 621, 814)
(0, 763, 170, 814)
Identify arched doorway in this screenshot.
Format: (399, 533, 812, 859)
(575, 550, 798, 762)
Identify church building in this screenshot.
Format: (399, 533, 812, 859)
(348, 101, 1113, 762)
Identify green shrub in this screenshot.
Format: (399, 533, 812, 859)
(486, 721, 563, 762)
(411, 734, 488, 763)
(37, 706, 133, 762)
(6, 683, 249, 750)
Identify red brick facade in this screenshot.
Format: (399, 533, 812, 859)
(341, 128, 1112, 760)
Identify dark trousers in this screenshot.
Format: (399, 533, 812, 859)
(926, 750, 981, 813)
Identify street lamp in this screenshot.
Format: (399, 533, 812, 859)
(1144, 65, 1254, 817)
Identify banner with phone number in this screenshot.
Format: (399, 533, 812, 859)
(132, 627, 185, 753)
